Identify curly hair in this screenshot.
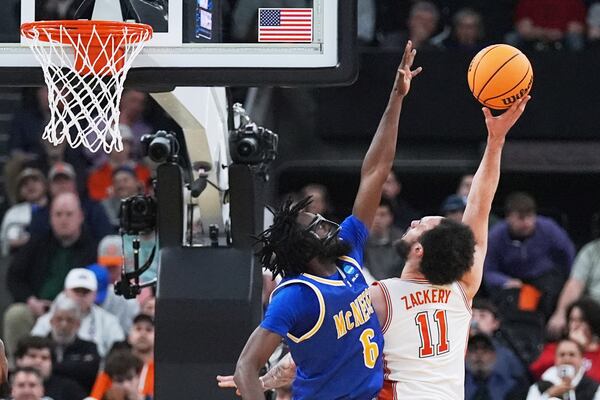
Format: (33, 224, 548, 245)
(254, 196, 322, 279)
(419, 219, 475, 285)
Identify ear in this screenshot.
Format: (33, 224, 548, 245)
(412, 243, 424, 259)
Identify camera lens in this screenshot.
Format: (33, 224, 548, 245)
(132, 198, 148, 215)
(148, 137, 172, 163)
(237, 138, 258, 157)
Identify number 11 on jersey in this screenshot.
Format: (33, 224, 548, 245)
(415, 310, 449, 358)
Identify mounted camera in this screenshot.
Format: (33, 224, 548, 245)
(229, 122, 278, 165)
(120, 195, 157, 235)
(141, 130, 180, 163)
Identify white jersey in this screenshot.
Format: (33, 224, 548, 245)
(376, 278, 471, 400)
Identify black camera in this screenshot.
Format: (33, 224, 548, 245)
(120, 195, 157, 235)
(229, 123, 278, 165)
(141, 130, 180, 163)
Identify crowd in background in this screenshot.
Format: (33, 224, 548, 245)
(3, 0, 600, 399)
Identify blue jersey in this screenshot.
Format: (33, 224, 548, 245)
(261, 216, 384, 399)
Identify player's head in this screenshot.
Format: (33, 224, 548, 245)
(396, 217, 475, 284)
(255, 196, 350, 278)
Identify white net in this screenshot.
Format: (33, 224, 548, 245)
(22, 22, 152, 153)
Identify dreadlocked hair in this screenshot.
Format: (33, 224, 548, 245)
(254, 196, 320, 279)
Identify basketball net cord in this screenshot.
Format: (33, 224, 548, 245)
(24, 24, 151, 153)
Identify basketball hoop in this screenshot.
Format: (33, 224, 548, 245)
(21, 20, 153, 153)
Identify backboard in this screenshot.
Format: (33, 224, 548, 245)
(0, 0, 357, 88)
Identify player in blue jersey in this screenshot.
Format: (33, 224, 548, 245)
(226, 41, 422, 400)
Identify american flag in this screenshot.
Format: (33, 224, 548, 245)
(258, 8, 313, 43)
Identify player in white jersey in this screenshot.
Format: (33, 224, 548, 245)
(371, 95, 531, 400)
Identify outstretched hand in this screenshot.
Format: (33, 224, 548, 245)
(393, 41, 423, 98)
(217, 375, 241, 396)
(482, 96, 531, 141)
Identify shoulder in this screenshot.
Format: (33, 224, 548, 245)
(341, 215, 368, 233)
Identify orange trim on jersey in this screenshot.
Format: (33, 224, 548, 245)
(338, 255, 363, 271)
(382, 353, 391, 381)
(375, 281, 393, 334)
(378, 380, 394, 400)
(456, 281, 472, 314)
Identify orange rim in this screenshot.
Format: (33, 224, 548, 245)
(21, 20, 153, 44)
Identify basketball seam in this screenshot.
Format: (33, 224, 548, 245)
(482, 64, 531, 103)
(470, 44, 502, 93)
(476, 53, 522, 101)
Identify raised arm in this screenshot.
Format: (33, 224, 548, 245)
(460, 96, 531, 299)
(352, 41, 422, 229)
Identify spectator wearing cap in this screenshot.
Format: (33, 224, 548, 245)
(87, 235, 140, 333)
(44, 296, 100, 391)
(28, 161, 114, 240)
(363, 198, 405, 281)
(101, 166, 144, 230)
(87, 125, 151, 202)
(440, 194, 467, 223)
(31, 268, 125, 357)
(0, 168, 48, 256)
(4, 192, 98, 364)
(465, 333, 529, 400)
(90, 314, 155, 400)
(484, 191, 576, 320)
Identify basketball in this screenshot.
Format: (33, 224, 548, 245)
(467, 44, 533, 110)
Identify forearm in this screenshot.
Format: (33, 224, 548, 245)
(260, 353, 296, 390)
(234, 361, 266, 400)
(554, 279, 584, 316)
(360, 94, 404, 178)
(469, 139, 504, 213)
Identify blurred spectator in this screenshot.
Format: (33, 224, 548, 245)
(97, 350, 145, 400)
(442, 8, 487, 51)
(299, 183, 336, 222)
(8, 88, 50, 165)
(45, 296, 100, 392)
(484, 191, 575, 320)
(9, 366, 50, 400)
(87, 127, 150, 202)
(101, 166, 143, 230)
(119, 90, 154, 158)
(14, 336, 87, 400)
(548, 234, 600, 338)
(0, 168, 48, 256)
(87, 236, 140, 333)
(457, 173, 474, 199)
(89, 314, 155, 400)
(531, 297, 600, 382)
(0, 338, 7, 386)
(363, 199, 404, 280)
(587, 4, 600, 44)
(506, 0, 586, 51)
(465, 333, 529, 400)
(527, 338, 600, 400)
(471, 299, 527, 377)
(378, 1, 442, 50)
(381, 171, 420, 231)
(357, 0, 377, 46)
(4, 192, 97, 363)
(440, 194, 467, 223)
(32, 268, 125, 357)
(28, 162, 114, 240)
(140, 295, 155, 318)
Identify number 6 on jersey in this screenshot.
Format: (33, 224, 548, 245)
(359, 328, 380, 368)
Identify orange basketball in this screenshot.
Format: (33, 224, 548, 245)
(467, 44, 533, 110)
